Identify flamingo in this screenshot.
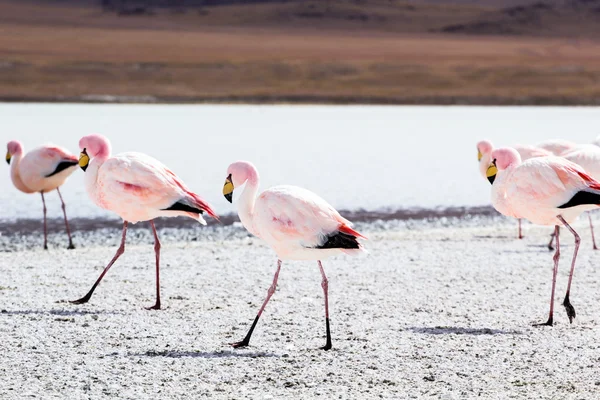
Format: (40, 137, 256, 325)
(536, 139, 577, 156)
(222, 161, 366, 350)
(6, 140, 78, 250)
(487, 147, 600, 326)
(72, 134, 217, 309)
(477, 140, 551, 239)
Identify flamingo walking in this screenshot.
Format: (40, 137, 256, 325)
(72, 134, 217, 309)
(6, 140, 78, 249)
(487, 147, 600, 326)
(222, 161, 366, 350)
(477, 140, 551, 239)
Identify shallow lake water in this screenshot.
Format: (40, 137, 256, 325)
(1, 103, 598, 222)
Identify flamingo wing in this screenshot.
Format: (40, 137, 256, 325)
(97, 152, 194, 212)
(254, 185, 363, 249)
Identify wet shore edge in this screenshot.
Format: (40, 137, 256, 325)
(0, 205, 497, 237)
(2, 95, 600, 106)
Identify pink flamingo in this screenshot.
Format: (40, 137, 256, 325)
(6, 140, 78, 250)
(222, 161, 366, 350)
(487, 147, 600, 326)
(72, 134, 218, 309)
(477, 140, 551, 239)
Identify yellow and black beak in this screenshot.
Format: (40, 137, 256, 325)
(477, 150, 483, 162)
(5, 151, 11, 165)
(223, 174, 234, 203)
(79, 148, 90, 172)
(487, 159, 498, 185)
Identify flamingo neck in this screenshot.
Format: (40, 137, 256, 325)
(238, 168, 260, 236)
(10, 152, 34, 193)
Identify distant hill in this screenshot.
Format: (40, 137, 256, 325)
(7, 0, 600, 38)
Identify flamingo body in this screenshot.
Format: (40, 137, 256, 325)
(85, 151, 215, 224)
(251, 185, 365, 260)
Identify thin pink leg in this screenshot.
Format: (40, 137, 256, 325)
(558, 216, 579, 323)
(40, 192, 48, 250)
(518, 219, 523, 239)
(56, 187, 75, 249)
(588, 213, 598, 250)
(71, 221, 128, 305)
(232, 259, 282, 348)
(535, 225, 559, 327)
(317, 260, 332, 350)
(146, 221, 161, 310)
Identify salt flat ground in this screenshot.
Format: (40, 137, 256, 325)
(1, 218, 600, 399)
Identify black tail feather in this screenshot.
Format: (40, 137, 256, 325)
(162, 201, 204, 214)
(558, 191, 600, 209)
(45, 161, 78, 178)
(316, 231, 360, 250)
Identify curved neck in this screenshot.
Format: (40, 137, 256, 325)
(479, 153, 492, 179)
(237, 168, 260, 236)
(10, 152, 34, 193)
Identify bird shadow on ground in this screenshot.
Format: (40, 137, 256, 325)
(407, 326, 523, 335)
(127, 350, 278, 359)
(0, 309, 121, 316)
(472, 235, 513, 240)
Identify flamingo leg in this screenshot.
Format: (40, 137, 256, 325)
(71, 221, 128, 305)
(146, 221, 161, 310)
(547, 227, 558, 251)
(588, 213, 598, 250)
(232, 259, 282, 349)
(40, 192, 48, 250)
(56, 187, 75, 249)
(558, 216, 579, 323)
(317, 260, 332, 351)
(535, 225, 560, 327)
(518, 219, 523, 239)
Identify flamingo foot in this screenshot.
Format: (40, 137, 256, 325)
(145, 302, 161, 311)
(533, 316, 553, 327)
(67, 243, 76, 250)
(231, 339, 250, 349)
(70, 295, 91, 305)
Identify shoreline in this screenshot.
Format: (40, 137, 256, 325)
(0, 206, 499, 239)
(2, 95, 600, 106)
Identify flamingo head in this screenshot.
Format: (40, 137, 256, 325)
(488, 147, 522, 185)
(476, 140, 493, 162)
(223, 160, 258, 203)
(78, 134, 111, 171)
(6, 140, 23, 165)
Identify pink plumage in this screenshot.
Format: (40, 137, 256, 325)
(223, 160, 366, 350)
(71, 134, 217, 310)
(6, 140, 78, 249)
(488, 147, 600, 326)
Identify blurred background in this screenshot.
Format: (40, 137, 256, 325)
(2, 0, 600, 105)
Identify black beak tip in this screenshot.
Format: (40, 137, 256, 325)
(487, 175, 496, 185)
(80, 165, 88, 172)
(224, 193, 233, 203)
(6, 159, 10, 165)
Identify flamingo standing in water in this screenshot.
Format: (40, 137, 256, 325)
(222, 161, 366, 350)
(72, 134, 217, 309)
(487, 148, 600, 326)
(477, 140, 551, 239)
(6, 140, 78, 249)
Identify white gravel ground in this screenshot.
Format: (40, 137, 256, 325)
(1, 218, 600, 399)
